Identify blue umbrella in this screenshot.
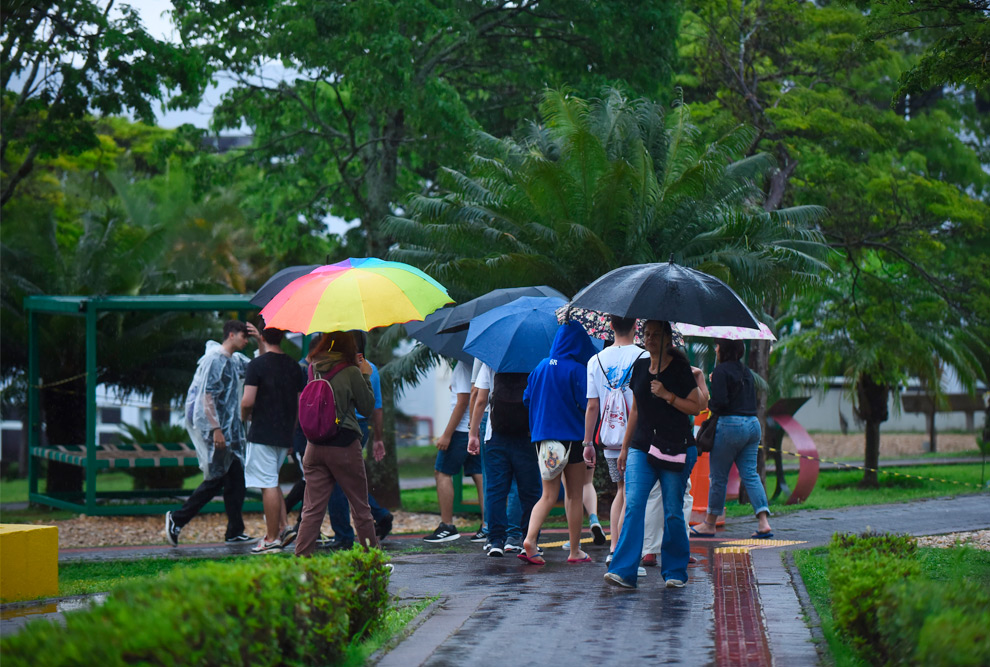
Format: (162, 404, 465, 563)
(464, 296, 568, 373)
(404, 307, 473, 364)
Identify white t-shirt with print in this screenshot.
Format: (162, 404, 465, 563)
(586, 344, 646, 459)
(449, 361, 472, 433)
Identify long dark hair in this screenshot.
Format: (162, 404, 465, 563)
(716, 339, 745, 363)
(307, 331, 358, 365)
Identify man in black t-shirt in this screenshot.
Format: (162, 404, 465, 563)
(241, 328, 307, 554)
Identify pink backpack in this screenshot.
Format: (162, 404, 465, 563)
(298, 362, 349, 445)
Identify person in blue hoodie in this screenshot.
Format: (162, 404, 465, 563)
(519, 321, 600, 565)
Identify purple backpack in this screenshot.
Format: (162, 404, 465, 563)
(298, 362, 349, 445)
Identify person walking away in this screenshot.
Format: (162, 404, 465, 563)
(519, 322, 599, 564)
(689, 339, 772, 539)
(295, 332, 379, 555)
(583, 316, 646, 565)
(324, 332, 392, 548)
(604, 320, 704, 589)
(166, 320, 261, 546)
(425, 359, 484, 542)
(241, 327, 307, 553)
(467, 363, 541, 557)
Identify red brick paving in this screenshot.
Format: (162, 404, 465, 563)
(714, 548, 773, 667)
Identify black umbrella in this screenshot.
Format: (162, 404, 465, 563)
(404, 307, 473, 364)
(249, 264, 320, 308)
(436, 285, 568, 334)
(569, 261, 760, 328)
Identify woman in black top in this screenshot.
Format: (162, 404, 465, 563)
(604, 320, 705, 589)
(690, 339, 773, 539)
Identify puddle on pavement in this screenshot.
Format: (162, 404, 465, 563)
(1, 593, 107, 622)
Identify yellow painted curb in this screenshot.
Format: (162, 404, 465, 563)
(0, 524, 59, 602)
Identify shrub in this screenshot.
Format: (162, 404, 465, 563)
(1, 549, 391, 667)
(877, 549, 990, 666)
(828, 531, 920, 661)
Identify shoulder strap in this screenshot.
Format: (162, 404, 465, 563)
(596, 355, 615, 390)
(310, 361, 350, 382)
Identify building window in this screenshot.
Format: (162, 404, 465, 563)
(100, 408, 122, 425)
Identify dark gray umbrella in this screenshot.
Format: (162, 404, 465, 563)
(569, 261, 760, 328)
(436, 285, 568, 334)
(404, 307, 473, 363)
(249, 264, 320, 308)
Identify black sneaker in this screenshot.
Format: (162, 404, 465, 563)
(164, 511, 181, 547)
(470, 528, 488, 543)
(324, 536, 354, 551)
(423, 522, 460, 543)
(280, 525, 298, 549)
(225, 533, 257, 544)
(376, 513, 394, 541)
(591, 522, 607, 546)
(488, 545, 504, 557)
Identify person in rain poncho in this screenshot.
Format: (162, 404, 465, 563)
(165, 320, 261, 546)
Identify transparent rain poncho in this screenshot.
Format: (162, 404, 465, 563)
(184, 341, 251, 480)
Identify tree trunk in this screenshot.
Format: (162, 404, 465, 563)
(856, 373, 890, 489)
(748, 338, 771, 485)
(42, 377, 86, 494)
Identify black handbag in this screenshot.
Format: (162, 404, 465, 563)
(696, 415, 718, 453)
(647, 431, 688, 473)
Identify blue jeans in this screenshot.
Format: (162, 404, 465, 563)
(484, 430, 541, 549)
(608, 446, 697, 585)
(708, 415, 769, 517)
(329, 420, 390, 541)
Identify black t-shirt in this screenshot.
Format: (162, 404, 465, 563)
(244, 352, 307, 448)
(628, 354, 696, 452)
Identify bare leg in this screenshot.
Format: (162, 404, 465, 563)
(261, 487, 284, 542)
(609, 480, 625, 554)
(471, 473, 484, 521)
(582, 465, 598, 520)
(756, 510, 772, 533)
(523, 474, 561, 560)
(435, 470, 454, 525)
(563, 463, 589, 560)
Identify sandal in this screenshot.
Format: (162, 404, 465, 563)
(517, 552, 546, 565)
(751, 531, 774, 539)
(566, 555, 592, 563)
(690, 526, 717, 538)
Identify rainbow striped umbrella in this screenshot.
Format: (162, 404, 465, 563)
(260, 258, 453, 333)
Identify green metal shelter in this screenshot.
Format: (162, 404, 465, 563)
(25, 294, 259, 515)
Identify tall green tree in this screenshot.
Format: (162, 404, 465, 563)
(679, 0, 990, 484)
(1, 0, 207, 206)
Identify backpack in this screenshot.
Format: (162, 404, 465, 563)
(594, 353, 642, 449)
(489, 372, 530, 435)
(298, 362, 349, 445)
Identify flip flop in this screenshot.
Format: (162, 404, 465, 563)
(566, 555, 592, 563)
(517, 552, 546, 565)
(690, 526, 717, 538)
(751, 531, 774, 539)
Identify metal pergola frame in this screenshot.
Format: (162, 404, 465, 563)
(25, 294, 260, 515)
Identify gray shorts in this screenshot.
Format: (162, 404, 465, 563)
(606, 455, 622, 483)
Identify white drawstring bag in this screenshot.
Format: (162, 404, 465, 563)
(536, 440, 569, 480)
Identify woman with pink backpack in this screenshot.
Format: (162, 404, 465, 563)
(294, 331, 379, 556)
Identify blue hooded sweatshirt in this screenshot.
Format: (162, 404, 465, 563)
(524, 321, 600, 442)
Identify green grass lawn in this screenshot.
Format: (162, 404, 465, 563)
(0, 471, 203, 505)
(794, 545, 990, 666)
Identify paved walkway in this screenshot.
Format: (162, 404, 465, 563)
(3, 494, 988, 665)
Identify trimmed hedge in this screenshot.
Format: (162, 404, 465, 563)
(828, 532, 990, 666)
(2, 548, 390, 667)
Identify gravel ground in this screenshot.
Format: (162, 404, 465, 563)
(915, 529, 990, 551)
(46, 511, 478, 549)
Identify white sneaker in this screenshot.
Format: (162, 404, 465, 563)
(605, 553, 613, 565)
(665, 579, 685, 588)
(503, 543, 523, 554)
(638, 567, 647, 577)
(251, 538, 283, 554)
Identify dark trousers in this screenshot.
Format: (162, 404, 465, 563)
(328, 420, 390, 540)
(484, 431, 541, 549)
(172, 456, 246, 540)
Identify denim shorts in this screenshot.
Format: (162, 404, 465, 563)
(435, 431, 482, 476)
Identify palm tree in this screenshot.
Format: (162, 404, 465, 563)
(385, 88, 828, 309)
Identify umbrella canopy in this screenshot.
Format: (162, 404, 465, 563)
(404, 307, 473, 364)
(260, 257, 453, 334)
(437, 285, 568, 334)
(673, 321, 776, 341)
(569, 261, 760, 328)
(463, 296, 569, 373)
(249, 264, 320, 308)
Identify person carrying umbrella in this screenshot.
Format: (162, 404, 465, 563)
(604, 320, 705, 589)
(518, 321, 600, 565)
